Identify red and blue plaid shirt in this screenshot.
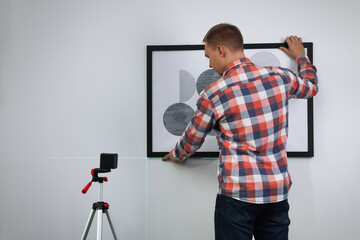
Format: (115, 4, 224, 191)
(172, 55, 318, 203)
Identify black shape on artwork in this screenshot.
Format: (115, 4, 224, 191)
(196, 69, 221, 94)
(163, 103, 194, 136)
(163, 69, 220, 136)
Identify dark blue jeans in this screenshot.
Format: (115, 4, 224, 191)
(215, 194, 290, 240)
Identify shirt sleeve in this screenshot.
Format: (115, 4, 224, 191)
(287, 55, 319, 99)
(172, 94, 216, 161)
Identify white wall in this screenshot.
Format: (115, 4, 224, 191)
(0, 0, 359, 239)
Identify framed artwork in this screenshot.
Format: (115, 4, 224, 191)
(147, 43, 314, 158)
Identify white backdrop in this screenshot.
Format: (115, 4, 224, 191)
(0, 0, 360, 239)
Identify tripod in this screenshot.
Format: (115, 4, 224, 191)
(81, 168, 119, 240)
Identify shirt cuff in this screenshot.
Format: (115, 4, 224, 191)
(171, 149, 176, 158)
(296, 55, 309, 65)
(172, 148, 188, 161)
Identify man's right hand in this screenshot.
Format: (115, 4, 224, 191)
(162, 149, 184, 163)
(279, 36, 306, 59)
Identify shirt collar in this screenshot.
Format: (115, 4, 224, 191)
(223, 57, 254, 76)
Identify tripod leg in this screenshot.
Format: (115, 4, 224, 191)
(105, 210, 119, 240)
(82, 209, 96, 240)
(96, 209, 104, 240)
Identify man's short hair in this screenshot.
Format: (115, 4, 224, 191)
(203, 23, 244, 52)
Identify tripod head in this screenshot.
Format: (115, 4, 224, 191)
(82, 153, 118, 194)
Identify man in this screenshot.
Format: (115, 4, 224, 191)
(163, 23, 318, 240)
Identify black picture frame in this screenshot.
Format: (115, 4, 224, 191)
(147, 43, 314, 158)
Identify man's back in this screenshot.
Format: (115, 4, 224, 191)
(201, 55, 317, 203)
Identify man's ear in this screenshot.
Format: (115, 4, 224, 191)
(217, 45, 226, 57)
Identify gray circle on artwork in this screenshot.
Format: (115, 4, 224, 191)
(250, 51, 281, 67)
(163, 103, 194, 136)
(196, 69, 221, 94)
(179, 69, 196, 102)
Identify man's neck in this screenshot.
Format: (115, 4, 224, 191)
(225, 50, 246, 67)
